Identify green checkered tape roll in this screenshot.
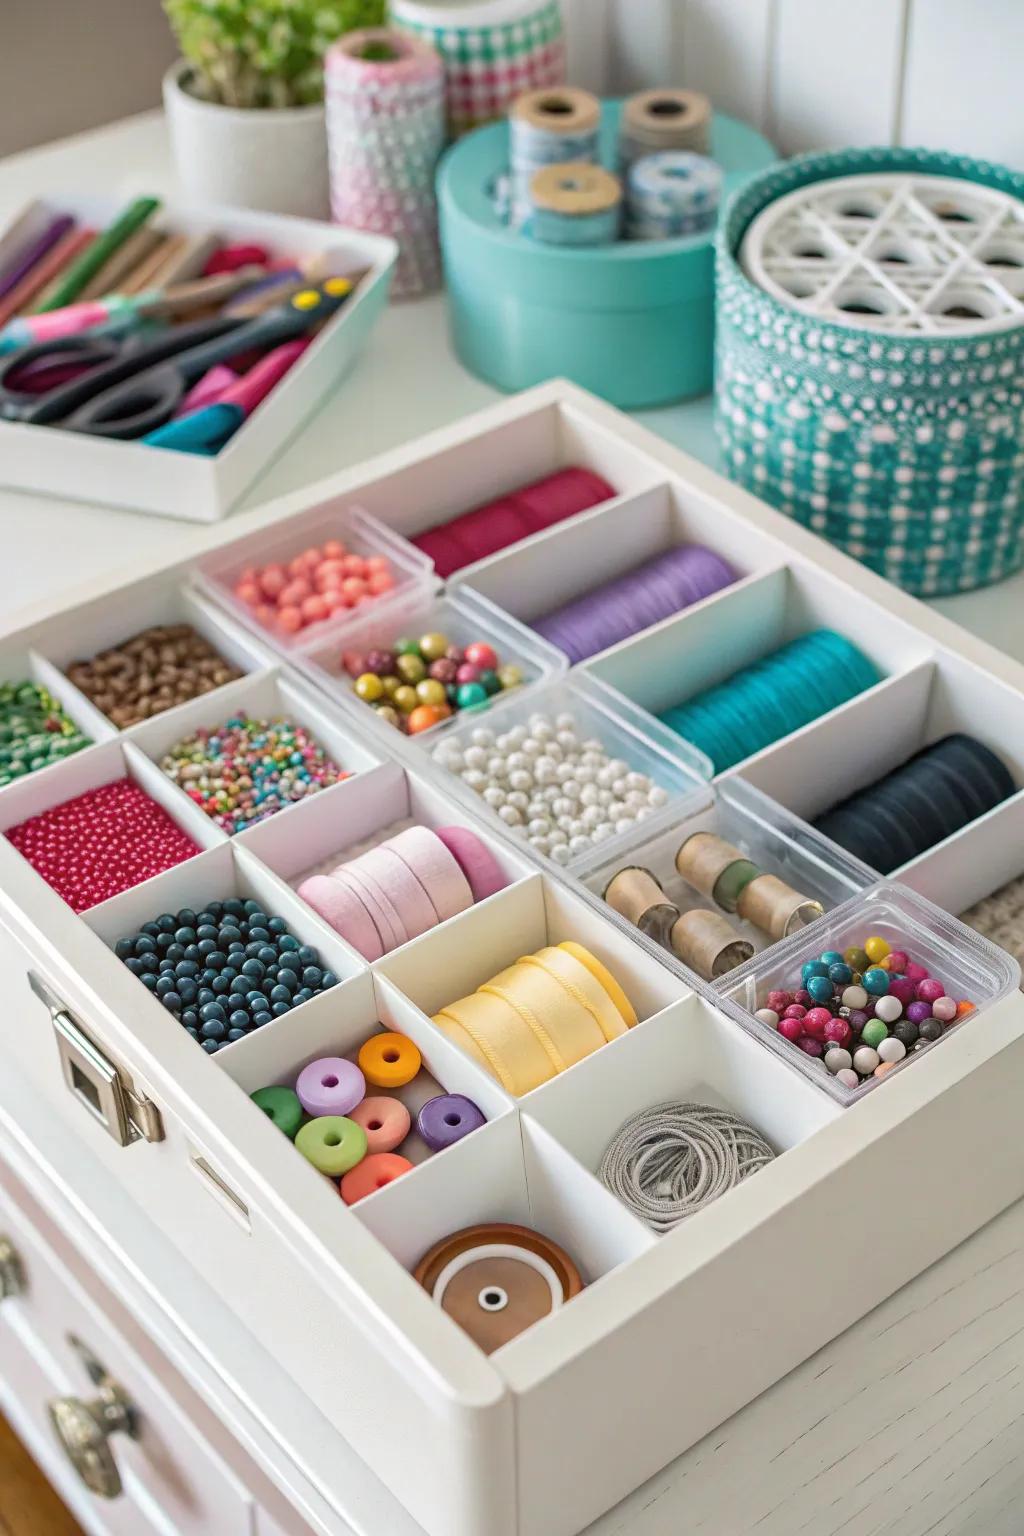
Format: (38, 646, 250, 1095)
(715, 147, 1024, 597)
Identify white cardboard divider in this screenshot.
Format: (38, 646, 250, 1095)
(525, 995, 841, 1177)
(376, 872, 688, 1041)
(451, 480, 787, 634)
(24, 649, 119, 750)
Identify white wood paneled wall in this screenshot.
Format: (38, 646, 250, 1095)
(559, 0, 1024, 167)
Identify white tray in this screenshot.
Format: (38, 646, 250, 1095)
(1, 382, 1023, 1536)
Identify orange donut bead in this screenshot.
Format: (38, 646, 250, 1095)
(349, 1095, 411, 1154)
(957, 1000, 976, 1017)
(358, 1032, 421, 1088)
(340, 1152, 413, 1205)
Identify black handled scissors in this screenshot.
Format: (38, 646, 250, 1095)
(0, 279, 356, 439)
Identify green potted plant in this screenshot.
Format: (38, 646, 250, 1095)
(162, 0, 386, 218)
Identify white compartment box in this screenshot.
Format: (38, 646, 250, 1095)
(3, 382, 1024, 1536)
(0, 195, 396, 522)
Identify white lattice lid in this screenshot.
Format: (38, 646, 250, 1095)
(739, 171, 1024, 335)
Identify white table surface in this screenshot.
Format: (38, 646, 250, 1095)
(2, 110, 1023, 663)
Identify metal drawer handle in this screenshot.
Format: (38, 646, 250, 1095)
(0, 1236, 25, 1300)
(48, 1338, 138, 1499)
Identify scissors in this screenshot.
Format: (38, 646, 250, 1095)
(0, 278, 356, 440)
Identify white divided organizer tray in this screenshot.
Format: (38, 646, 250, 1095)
(2, 382, 1024, 1536)
(0, 196, 396, 522)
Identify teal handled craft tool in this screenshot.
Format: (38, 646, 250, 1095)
(143, 338, 310, 454)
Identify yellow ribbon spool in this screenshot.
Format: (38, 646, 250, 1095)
(433, 942, 636, 1096)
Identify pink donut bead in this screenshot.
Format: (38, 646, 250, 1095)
(349, 1095, 411, 1154)
(296, 1057, 365, 1118)
(916, 977, 945, 1004)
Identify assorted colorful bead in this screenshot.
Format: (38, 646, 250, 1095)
(232, 539, 397, 637)
(6, 778, 199, 913)
(0, 681, 91, 786)
(342, 632, 524, 735)
(160, 715, 349, 833)
(114, 898, 338, 1053)
(752, 933, 976, 1086)
(251, 1030, 485, 1204)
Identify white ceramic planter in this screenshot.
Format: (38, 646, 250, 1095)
(163, 62, 330, 220)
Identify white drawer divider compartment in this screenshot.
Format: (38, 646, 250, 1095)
(450, 480, 789, 662)
(728, 653, 1024, 916)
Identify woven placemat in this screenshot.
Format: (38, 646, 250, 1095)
(960, 874, 1024, 987)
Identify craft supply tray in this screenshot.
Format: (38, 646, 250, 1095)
(3, 382, 1024, 1536)
(0, 195, 396, 522)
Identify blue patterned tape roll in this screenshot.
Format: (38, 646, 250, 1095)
(715, 147, 1024, 597)
(626, 152, 722, 242)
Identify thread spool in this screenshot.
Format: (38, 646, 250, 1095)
(813, 732, 1016, 873)
(411, 466, 615, 578)
(391, 0, 567, 138)
(735, 874, 823, 941)
(659, 629, 881, 774)
(604, 867, 680, 949)
(527, 163, 622, 247)
(510, 88, 601, 230)
(620, 89, 712, 169)
(626, 152, 723, 241)
(669, 909, 753, 980)
(325, 28, 445, 299)
(675, 831, 823, 940)
(532, 544, 735, 664)
(717, 149, 1024, 597)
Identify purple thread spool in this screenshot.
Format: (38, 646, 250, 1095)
(296, 1056, 365, 1117)
(532, 544, 736, 663)
(417, 1093, 486, 1152)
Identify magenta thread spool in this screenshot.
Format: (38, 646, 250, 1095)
(296, 1056, 366, 1117)
(417, 1093, 485, 1151)
(532, 544, 735, 663)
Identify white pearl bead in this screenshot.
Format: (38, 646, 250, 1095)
(836, 1068, 860, 1089)
(550, 843, 571, 865)
(569, 836, 592, 855)
(592, 823, 614, 843)
(542, 785, 561, 803)
(505, 752, 527, 773)
(625, 771, 647, 790)
(507, 726, 527, 747)
(527, 818, 551, 837)
(877, 1037, 907, 1063)
(581, 805, 603, 828)
(555, 762, 576, 784)
(579, 783, 600, 806)
(557, 815, 574, 832)
(648, 786, 668, 807)
(507, 791, 529, 811)
(464, 746, 487, 770)
(625, 789, 647, 809)
(532, 721, 553, 741)
(555, 713, 575, 730)
(568, 819, 586, 838)
(842, 984, 868, 1010)
(612, 778, 628, 798)
(529, 835, 550, 855)
(463, 769, 486, 790)
(487, 756, 507, 779)
(482, 786, 506, 808)
(754, 1008, 780, 1029)
(521, 737, 542, 757)
(471, 729, 495, 748)
(874, 995, 903, 1023)
(614, 817, 635, 835)
(534, 757, 558, 783)
(498, 805, 522, 826)
(852, 1046, 879, 1075)
(551, 796, 572, 818)
(825, 1047, 853, 1073)
(508, 770, 533, 792)
(440, 748, 463, 771)
(608, 759, 628, 778)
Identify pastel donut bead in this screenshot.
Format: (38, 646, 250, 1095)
(417, 1093, 486, 1151)
(349, 1095, 411, 1153)
(251, 1085, 304, 1140)
(340, 1151, 413, 1205)
(356, 844, 440, 941)
(296, 873, 383, 961)
(358, 1031, 422, 1088)
(386, 826, 473, 921)
(295, 1115, 368, 1176)
(432, 826, 507, 903)
(295, 1056, 365, 1117)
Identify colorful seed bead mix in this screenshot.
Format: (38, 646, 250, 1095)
(342, 632, 524, 736)
(232, 539, 396, 638)
(250, 1028, 484, 1202)
(751, 933, 976, 1087)
(6, 778, 199, 912)
(0, 681, 90, 785)
(160, 716, 349, 833)
(114, 898, 338, 1054)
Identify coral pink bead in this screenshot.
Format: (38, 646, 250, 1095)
(6, 778, 198, 913)
(341, 554, 367, 577)
(464, 641, 498, 670)
(794, 988, 812, 1007)
(778, 1017, 803, 1042)
(277, 606, 303, 633)
(887, 950, 909, 972)
(905, 962, 929, 983)
(916, 978, 945, 1004)
(365, 555, 389, 573)
(235, 580, 261, 606)
(341, 577, 366, 602)
(766, 990, 792, 1012)
(301, 595, 330, 624)
(782, 1004, 806, 1020)
(456, 663, 481, 685)
(260, 566, 287, 599)
(323, 539, 346, 559)
(280, 578, 311, 606)
(802, 1006, 833, 1040)
(367, 572, 395, 595)
(824, 1018, 852, 1046)
(931, 995, 958, 1022)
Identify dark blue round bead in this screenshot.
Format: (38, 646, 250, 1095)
(271, 1000, 292, 1017)
(185, 1026, 199, 1040)
(211, 975, 231, 995)
(184, 944, 201, 963)
(196, 911, 217, 928)
(134, 935, 157, 955)
(114, 937, 134, 960)
(206, 900, 224, 918)
(201, 1039, 221, 1054)
(197, 939, 217, 957)
(177, 979, 198, 1004)
(181, 1010, 199, 1029)
(278, 934, 299, 952)
(124, 956, 145, 975)
(228, 1009, 250, 1030)
(257, 945, 277, 965)
(156, 913, 176, 932)
(174, 927, 197, 946)
(140, 973, 158, 990)
(298, 946, 319, 965)
(201, 1019, 227, 1041)
(158, 959, 176, 974)
(269, 984, 292, 1005)
(321, 971, 338, 989)
(141, 921, 160, 938)
(224, 898, 246, 917)
(197, 987, 216, 1005)
(155, 976, 175, 995)
(205, 952, 227, 972)
(243, 899, 260, 915)
(200, 1000, 226, 1022)
(162, 992, 182, 1013)
(219, 925, 242, 946)
(246, 993, 270, 1013)
(277, 951, 301, 973)
(302, 966, 323, 988)
(176, 960, 199, 979)
(227, 1028, 246, 1042)
(196, 924, 219, 943)
(241, 958, 265, 980)
(176, 908, 198, 927)
(268, 917, 287, 934)
(252, 1011, 273, 1028)
(155, 933, 174, 953)
(166, 943, 186, 964)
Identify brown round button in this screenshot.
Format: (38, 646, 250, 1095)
(414, 1224, 583, 1354)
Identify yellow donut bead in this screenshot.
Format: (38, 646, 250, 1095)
(864, 935, 890, 963)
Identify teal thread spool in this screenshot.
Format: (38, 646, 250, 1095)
(659, 629, 882, 775)
(510, 87, 601, 229)
(438, 101, 777, 407)
(716, 147, 1024, 597)
(528, 162, 622, 247)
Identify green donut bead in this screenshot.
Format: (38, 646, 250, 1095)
(295, 1115, 367, 1176)
(251, 1085, 304, 1140)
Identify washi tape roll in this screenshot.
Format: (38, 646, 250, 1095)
(620, 89, 712, 168)
(528, 162, 622, 247)
(325, 28, 445, 298)
(625, 152, 723, 241)
(392, 0, 566, 137)
(510, 87, 600, 230)
(716, 148, 1024, 597)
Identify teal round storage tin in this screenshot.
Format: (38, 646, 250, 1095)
(437, 102, 776, 408)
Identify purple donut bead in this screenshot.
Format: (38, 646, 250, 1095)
(416, 1093, 485, 1152)
(296, 1056, 365, 1118)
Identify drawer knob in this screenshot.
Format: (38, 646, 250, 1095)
(0, 1236, 25, 1300)
(48, 1376, 138, 1499)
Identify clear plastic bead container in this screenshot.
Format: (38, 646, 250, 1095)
(717, 882, 1021, 1103)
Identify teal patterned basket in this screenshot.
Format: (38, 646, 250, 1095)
(715, 147, 1024, 598)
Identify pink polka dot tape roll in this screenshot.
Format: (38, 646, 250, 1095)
(325, 28, 445, 299)
(297, 824, 504, 959)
